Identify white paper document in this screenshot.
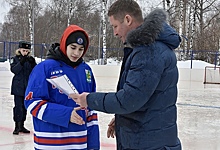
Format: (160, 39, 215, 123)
(46, 74, 78, 96)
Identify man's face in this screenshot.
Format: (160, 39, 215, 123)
(109, 15, 130, 43)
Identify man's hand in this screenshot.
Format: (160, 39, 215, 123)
(107, 117, 115, 138)
(70, 107, 85, 125)
(69, 92, 89, 108)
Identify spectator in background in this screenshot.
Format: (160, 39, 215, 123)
(10, 40, 37, 135)
(24, 25, 100, 150)
(69, 0, 182, 149)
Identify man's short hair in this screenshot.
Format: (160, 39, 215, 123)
(107, 0, 143, 23)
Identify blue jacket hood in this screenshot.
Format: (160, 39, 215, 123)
(126, 9, 181, 49)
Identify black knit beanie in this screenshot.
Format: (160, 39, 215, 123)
(66, 31, 87, 49)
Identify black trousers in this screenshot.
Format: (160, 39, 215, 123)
(13, 95, 27, 122)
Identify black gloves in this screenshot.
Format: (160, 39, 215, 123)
(20, 55, 28, 65)
(20, 55, 36, 67)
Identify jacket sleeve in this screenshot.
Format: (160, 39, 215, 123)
(29, 56, 37, 68)
(86, 70, 100, 149)
(10, 57, 23, 74)
(24, 63, 73, 128)
(87, 48, 165, 114)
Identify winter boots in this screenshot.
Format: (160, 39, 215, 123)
(13, 122, 30, 135)
(13, 123, 20, 135)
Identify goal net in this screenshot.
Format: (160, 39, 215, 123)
(204, 66, 220, 84)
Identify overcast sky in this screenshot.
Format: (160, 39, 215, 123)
(0, 0, 163, 24)
(0, 1, 10, 24)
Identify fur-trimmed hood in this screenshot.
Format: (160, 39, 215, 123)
(126, 9, 181, 49)
(15, 49, 31, 56)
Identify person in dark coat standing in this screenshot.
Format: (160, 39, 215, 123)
(70, 0, 182, 149)
(10, 40, 37, 135)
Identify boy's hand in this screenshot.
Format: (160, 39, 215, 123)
(70, 107, 85, 125)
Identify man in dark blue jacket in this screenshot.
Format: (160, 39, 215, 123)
(10, 40, 36, 135)
(70, 0, 182, 149)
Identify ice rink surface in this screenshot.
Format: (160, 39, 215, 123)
(1, 62, 220, 150)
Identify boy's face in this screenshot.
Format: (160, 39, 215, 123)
(66, 43, 84, 62)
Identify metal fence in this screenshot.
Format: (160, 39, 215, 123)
(0, 41, 219, 69)
(0, 41, 49, 62)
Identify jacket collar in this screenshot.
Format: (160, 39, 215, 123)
(126, 9, 167, 47)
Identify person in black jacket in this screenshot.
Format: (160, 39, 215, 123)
(10, 40, 37, 135)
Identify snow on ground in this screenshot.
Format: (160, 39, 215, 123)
(89, 59, 216, 69)
(177, 60, 215, 69)
(86, 58, 216, 69)
(0, 58, 217, 70)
